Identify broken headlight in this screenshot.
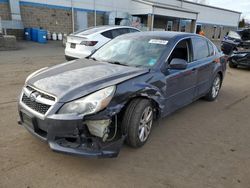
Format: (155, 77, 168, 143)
(58, 86, 116, 116)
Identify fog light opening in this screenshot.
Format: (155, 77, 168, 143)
(85, 119, 112, 142)
(65, 137, 77, 143)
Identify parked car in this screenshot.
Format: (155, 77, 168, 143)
(18, 32, 226, 158)
(221, 29, 250, 55)
(228, 49, 250, 68)
(64, 25, 140, 60)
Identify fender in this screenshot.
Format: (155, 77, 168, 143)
(85, 78, 166, 120)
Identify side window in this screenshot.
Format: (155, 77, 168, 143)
(101, 30, 112, 39)
(168, 39, 192, 64)
(111, 29, 122, 38)
(129, 28, 139, 33)
(119, 28, 130, 34)
(207, 41, 214, 56)
(192, 37, 209, 61)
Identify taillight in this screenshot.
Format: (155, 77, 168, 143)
(80, 41, 98, 46)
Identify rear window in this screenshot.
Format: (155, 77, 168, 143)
(192, 37, 209, 60)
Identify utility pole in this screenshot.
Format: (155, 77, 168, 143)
(71, 0, 75, 32)
(94, 0, 97, 27)
(151, 7, 155, 31)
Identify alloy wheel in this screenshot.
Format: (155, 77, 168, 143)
(138, 106, 153, 142)
(212, 76, 221, 98)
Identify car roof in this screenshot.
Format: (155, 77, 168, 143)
(72, 25, 140, 36)
(117, 31, 198, 41)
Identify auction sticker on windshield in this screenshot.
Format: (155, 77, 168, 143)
(149, 39, 168, 45)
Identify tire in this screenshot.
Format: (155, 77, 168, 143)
(229, 60, 237, 68)
(122, 99, 153, 148)
(204, 74, 222, 101)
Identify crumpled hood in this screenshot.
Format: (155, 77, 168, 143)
(27, 59, 149, 102)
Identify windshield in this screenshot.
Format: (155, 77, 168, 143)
(228, 31, 241, 40)
(91, 37, 168, 67)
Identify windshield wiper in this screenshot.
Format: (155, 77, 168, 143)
(107, 61, 129, 66)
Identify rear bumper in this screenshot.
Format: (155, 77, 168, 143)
(64, 43, 92, 59)
(18, 107, 124, 158)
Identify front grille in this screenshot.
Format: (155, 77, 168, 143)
(41, 94, 55, 101)
(21, 86, 56, 115)
(22, 94, 51, 114)
(26, 86, 55, 101)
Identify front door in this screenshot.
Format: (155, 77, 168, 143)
(165, 64, 197, 114)
(164, 38, 197, 115)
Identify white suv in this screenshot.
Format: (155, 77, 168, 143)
(65, 25, 140, 60)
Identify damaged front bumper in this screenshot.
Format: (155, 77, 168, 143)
(18, 107, 124, 158)
(228, 51, 250, 67)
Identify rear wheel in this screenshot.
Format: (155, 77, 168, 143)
(204, 74, 222, 101)
(122, 99, 153, 148)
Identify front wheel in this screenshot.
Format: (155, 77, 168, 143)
(204, 74, 222, 101)
(122, 99, 153, 148)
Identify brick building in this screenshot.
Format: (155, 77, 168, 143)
(0, 0, 241, 40)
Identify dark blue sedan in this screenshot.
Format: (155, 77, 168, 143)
(18, 31, 227, 158)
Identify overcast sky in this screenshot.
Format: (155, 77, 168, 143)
(209, 0, 250, 20)
(189, 0, 250, 21)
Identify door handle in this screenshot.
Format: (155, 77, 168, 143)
(191, 68, 197, 71)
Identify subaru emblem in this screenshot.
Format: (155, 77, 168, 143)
(30, 92, 38, 102)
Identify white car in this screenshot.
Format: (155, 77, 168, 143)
(65, 25, 140, 60)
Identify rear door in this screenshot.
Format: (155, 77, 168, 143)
(191, 37, 213, 98)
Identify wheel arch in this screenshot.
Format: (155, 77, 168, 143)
(118, 95, 161, 120)
(217, 71, 223, 81)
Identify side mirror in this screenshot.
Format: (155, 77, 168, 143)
(169, 58, 188, 70)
